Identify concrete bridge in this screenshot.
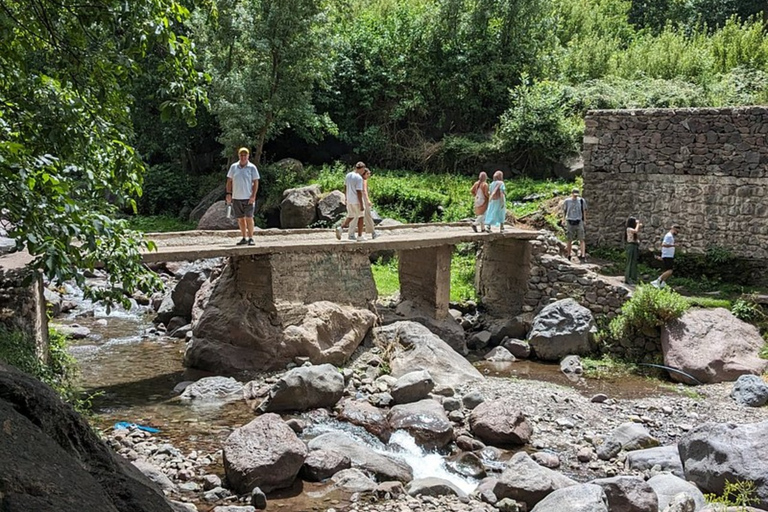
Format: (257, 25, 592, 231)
(143, 223, 539, 320)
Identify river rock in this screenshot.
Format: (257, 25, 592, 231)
(317, 191, 346, 222)
(280, 185, 319, 228)
(530, 483, 608, 512)
(337, 399, 392, 441)
(0, 363, 178, 512)
(389, 301, 468, 353)
(172, 270, 209, 320)
(646, 474, 706, 512)
(307, 432, 412, 483)
(388, 399, 453, 450)
(488, 316, 530, 344)
(560, 355, 583, 379)
(180, 376, 244, 403)
(501, 337, 532, 359)
(448, 452, 487, 479)
(662, 308, 768, 384)
(485, 346, 516, 362)
(300, 449, 351, 481)
(223, 413, 307, 494)
(625, 445, 684, 477)
(132, 460, 176, 492)
(331, 468, 378, 493)
(527, 298, 596, 361)
(256, 363, 344, 412)
(373, 321, 484, 391)
(678, 420, 768, 509)
(493, 452, 577, 508)
(197, 200, 239, 230)
(406, 477, 467, 498)
(591, 476, 658, 512)
(390, 370, 435, 404)
(730, 374, 768, 407)
(604, 422, 659, 452)
(469, 397, 533, 446)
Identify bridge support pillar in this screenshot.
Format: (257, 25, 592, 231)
(476, 239, 532, 317)
(398, 245, 452, 319)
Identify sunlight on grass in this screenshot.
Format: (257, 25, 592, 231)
(127, 215, 197, 233)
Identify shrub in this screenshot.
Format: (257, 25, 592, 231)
(138, 164, 200, 216)
(731, 299, 765, 322)
(705, 479, 760, 509)
(609, 284, 690, 340)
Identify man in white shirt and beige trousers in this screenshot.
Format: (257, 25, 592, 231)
(336, 162, 367, 241)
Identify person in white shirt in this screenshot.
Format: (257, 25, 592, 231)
(225, 147, 260, 246)
(651, 224, 680, 288)
(335, 162, 366, 241)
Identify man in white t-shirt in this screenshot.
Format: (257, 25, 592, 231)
(651, 224, 680, 288)
(225, 147, 260, 246)
(335, 162, 366, 241)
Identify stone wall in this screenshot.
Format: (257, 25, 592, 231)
(0, 267, 48, 362)
(583, 107, 768, 265)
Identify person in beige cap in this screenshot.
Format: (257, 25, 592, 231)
(226, 147, 260, 246)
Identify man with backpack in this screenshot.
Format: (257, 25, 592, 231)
(651, 224, 680, 288)
(562, 188, 588, 262)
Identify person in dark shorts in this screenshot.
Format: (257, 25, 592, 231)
(226, 147, 260, 246)
(562, 188, 588, 262)
(651, 224, 680, 288)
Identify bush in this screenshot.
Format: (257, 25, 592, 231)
(138, 164, 200, 216)
(609, 284, 690, 340)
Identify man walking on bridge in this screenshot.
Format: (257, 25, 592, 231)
(336, 162, 366, 241)
(226, 147, 260, 246)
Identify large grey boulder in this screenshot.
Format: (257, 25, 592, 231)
(530, 483, 608, 512)
(678, 420, 768, 510)
(388, 399, 453, 450)
(646, 474, 706, 512)
(189, 184, 226, 222)
(390, 370, 435, 404)
(591, 476, 658, 512)
(0, 363, 178, 512)
(316, 191, 346, 222)
(223, 413, 307, 494)
(528, 298, 596, 361)
(280, 185, 319, 228)
(171, 270, 209, 320)
(406, 478, 467, 498)
(493, 452, 577, 508)
(388, 301, 468, 353)
(469, 397, 533, 446)
(373, 321, 483, 391)
(300, 449, 351, 481)
(662, 308, 768, 384)
(337, 399, 391, 442)
(331, 468, 377, 493)
(730, 374, 768, 407)
(625, 445, 684, 477)
(180, 376, 244, 403)
(256, 363, 345, 412)
(307, 432, 412, 483)
(603, 422, 659, 452)
(197, 200, 240, 230)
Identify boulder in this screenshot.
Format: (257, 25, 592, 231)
(337, 399, 392, 441)
(171, 270, 209, 320)
(448, 452, 487, 479)
(493, 452, 577, 508)
(256, 363, 345, 412)
(189, 184, 226, 222)
(485, 346, 516, 362)
(390, 301, 468, 353)
(223, 413, 307, 494)
(180, 376, 244, 403)
(307, 432, 413, 483)
(488, 315, 531, 344)
(300, 449, 351, 481)
(331, 468, 377, 493)
(730, 374, 768, 407)
(625, 445, 684, 477)
(662, 308, 768, 384)
(373, 321, 483, 391)
(132, 460, 176, 493)
(280, 185, 320, 228)
(603, 422, 659, 452)
(530, 483, 608, 512)
(502, 337, 531, 359)
(387, 399, 453, 450)
(316, 191, 346, 222)
(0, 363, 178, 512)
(273, 157, 304, 175)
(560, 355, 583, 380)
(469, 397, 533, 446)
(390, 370, 435, 404)
(528, 299, 596, 361)
(678, 420, 768, 510)
(406, 478, 467, 498)
(646, 474, 706, 512)
(591, 476, 658, 512)
(197, 200, 240, 230)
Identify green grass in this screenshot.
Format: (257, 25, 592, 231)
(581, 354, 638, 379)
(371, 247, 478, 303)
(684, 296, 732, 309)
(126, 215, 197, 233)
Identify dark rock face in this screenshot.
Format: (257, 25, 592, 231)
(469, 397, 533, 446)
(527, 298, 596, 361)
(0, 363, 176, 512)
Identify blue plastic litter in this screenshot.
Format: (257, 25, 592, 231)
(113, 421, 161, 433)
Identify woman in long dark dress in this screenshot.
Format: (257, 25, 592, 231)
(625, 216, 642, 285)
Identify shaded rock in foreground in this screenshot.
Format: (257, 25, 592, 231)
(257, 363, 344, 413)
(307, 432, 412, 483)
(493, 452, 577, 509)
(527, 298, 596, 361)
(530, 483, 608, 512)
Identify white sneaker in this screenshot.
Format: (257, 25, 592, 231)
(650, 279, 660, 288)
(335, 226, 342, 240)
(372, 232, 380, 239)
(659, 281, 667, 289)
(356, 235, 368, 242)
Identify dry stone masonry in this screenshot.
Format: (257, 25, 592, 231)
(583, 107, 768, 266)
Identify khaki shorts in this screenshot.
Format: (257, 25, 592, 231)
(566, 220, 585, 241)
(346, 203, 363, 220)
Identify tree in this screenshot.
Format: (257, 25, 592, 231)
(0, 0, 206, 305)
(195, 0, 335, 163)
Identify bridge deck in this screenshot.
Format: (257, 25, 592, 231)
(142, 223, 540, 262)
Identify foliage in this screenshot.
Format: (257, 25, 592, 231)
(0, 0, 206, 306)
(126, 215, 197, 233)
(371, 256, 401, 298)
(138, 164, 201, 215)
(685, 296, 732, 309)
(704, 479, 760, 510)
(581, 354, 638, 379)
(609, 284, 690, 340)
(731, 299, 765, 323)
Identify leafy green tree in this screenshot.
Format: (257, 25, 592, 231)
(0, 0, 206, 305)
(194, 0, 335, 163)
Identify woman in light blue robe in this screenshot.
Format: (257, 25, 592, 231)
(484, 170, 506, 232)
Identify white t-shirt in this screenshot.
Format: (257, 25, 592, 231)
(661, 232, 675, 258)
(345, 172, 364, 205)
(227, 162, 260, 200)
